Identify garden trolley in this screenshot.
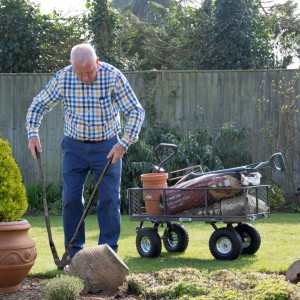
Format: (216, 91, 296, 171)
(128, 143, 286, 261)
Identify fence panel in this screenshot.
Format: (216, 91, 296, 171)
(0, 70, 299, 201)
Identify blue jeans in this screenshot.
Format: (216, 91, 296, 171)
(61, 136, 121, 257)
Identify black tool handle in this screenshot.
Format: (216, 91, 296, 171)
(60, 156, 113, 267)
(35, 148, 41, 160)
(35, 148, 61, 267)
(188, 152, 286, 179)
(154, 143, 177, 170)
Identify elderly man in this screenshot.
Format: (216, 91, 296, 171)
(26, 43, 145, 258)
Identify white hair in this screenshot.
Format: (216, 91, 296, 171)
(70, 44, 97, 66)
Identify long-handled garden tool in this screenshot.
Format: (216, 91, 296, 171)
(175, 152, 286, 184)
(150, 144, 285, 185)
(35, 149, 112, 269)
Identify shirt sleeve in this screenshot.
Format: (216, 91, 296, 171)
(114, 73, 145, 149)
(25, 74, 63, 138)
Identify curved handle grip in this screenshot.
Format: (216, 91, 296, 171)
(190, 152, 286, 177)
(268, 152, 286, 171)
(247, 152, 286, 172)
(154, 143, 178, 169)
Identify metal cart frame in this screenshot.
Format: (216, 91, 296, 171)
(128, 185, 270, 260)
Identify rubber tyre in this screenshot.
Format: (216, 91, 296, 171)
(234, 223, 261, 255)
(163, 223, 189, 253)
(209, 227, 243, 260)
(136, 227, 162, 258)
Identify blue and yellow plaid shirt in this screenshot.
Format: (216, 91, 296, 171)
(26, 62, 145, 149)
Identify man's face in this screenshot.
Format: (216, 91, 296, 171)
(72, 57, 99, 85)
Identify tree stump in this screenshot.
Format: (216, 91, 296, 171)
(64, 244, 129, 293)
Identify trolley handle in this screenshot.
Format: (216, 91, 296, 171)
(153, 143, 177, 172)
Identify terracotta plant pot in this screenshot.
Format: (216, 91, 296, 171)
(0, 219, 37, 294)
(64, 244, 129, 292)
(141, 173, 168, 215)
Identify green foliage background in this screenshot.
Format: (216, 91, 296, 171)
(26, 121, 253, 214)
(1, 0, 300, 72)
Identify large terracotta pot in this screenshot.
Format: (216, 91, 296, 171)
(0, 219, 37, 294)
(141, 173, 168, 215)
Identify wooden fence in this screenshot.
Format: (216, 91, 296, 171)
(1, 69, 300, 201)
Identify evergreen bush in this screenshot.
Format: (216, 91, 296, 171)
(0, 137, 28, 222)
(269, 183, 285, 211)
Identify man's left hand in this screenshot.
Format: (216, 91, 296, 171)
(107, 143, 126, 164)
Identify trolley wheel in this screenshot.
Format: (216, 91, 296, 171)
(136, 227, 162, 258)
(209, 227, 243, 260)
(234, 223, 261, 255)
(163, 223, 189, 253)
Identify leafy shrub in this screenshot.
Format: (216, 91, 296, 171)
(49, 198, 63, 215)
(26, 183, 43, 211)
(26, 180, 98, 215)
(26, 182, 63, 214)
(41, 274, 84, 300)
(0, 137, 28, 221)
(269, 183, 285, 211)
(290, 203, 300, 213)
(214, 123, 252, 168)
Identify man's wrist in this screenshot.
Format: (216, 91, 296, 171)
(118, 140, 128, 151)
(28, 130, 39, 139)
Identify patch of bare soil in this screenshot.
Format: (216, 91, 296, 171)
(0, 278, 141, 300)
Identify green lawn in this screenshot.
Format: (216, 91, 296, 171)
(26, 213, 300, 277)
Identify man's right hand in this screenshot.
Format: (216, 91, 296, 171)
(28, 136, 42, 160)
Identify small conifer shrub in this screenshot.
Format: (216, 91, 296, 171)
(0, 137, 28, 222)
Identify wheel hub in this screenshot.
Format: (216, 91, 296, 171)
(167, 233, 178, 247)
(141, 237, 151, 253)
(216, 237, 232, 254)
(241, 233, 251, 248)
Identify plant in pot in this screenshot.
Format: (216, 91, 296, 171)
(0, 136, 37, 294)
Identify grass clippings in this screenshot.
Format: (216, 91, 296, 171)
(127, 267, 300, 300)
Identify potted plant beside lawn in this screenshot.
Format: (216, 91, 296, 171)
(0, 137, 37, 294)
